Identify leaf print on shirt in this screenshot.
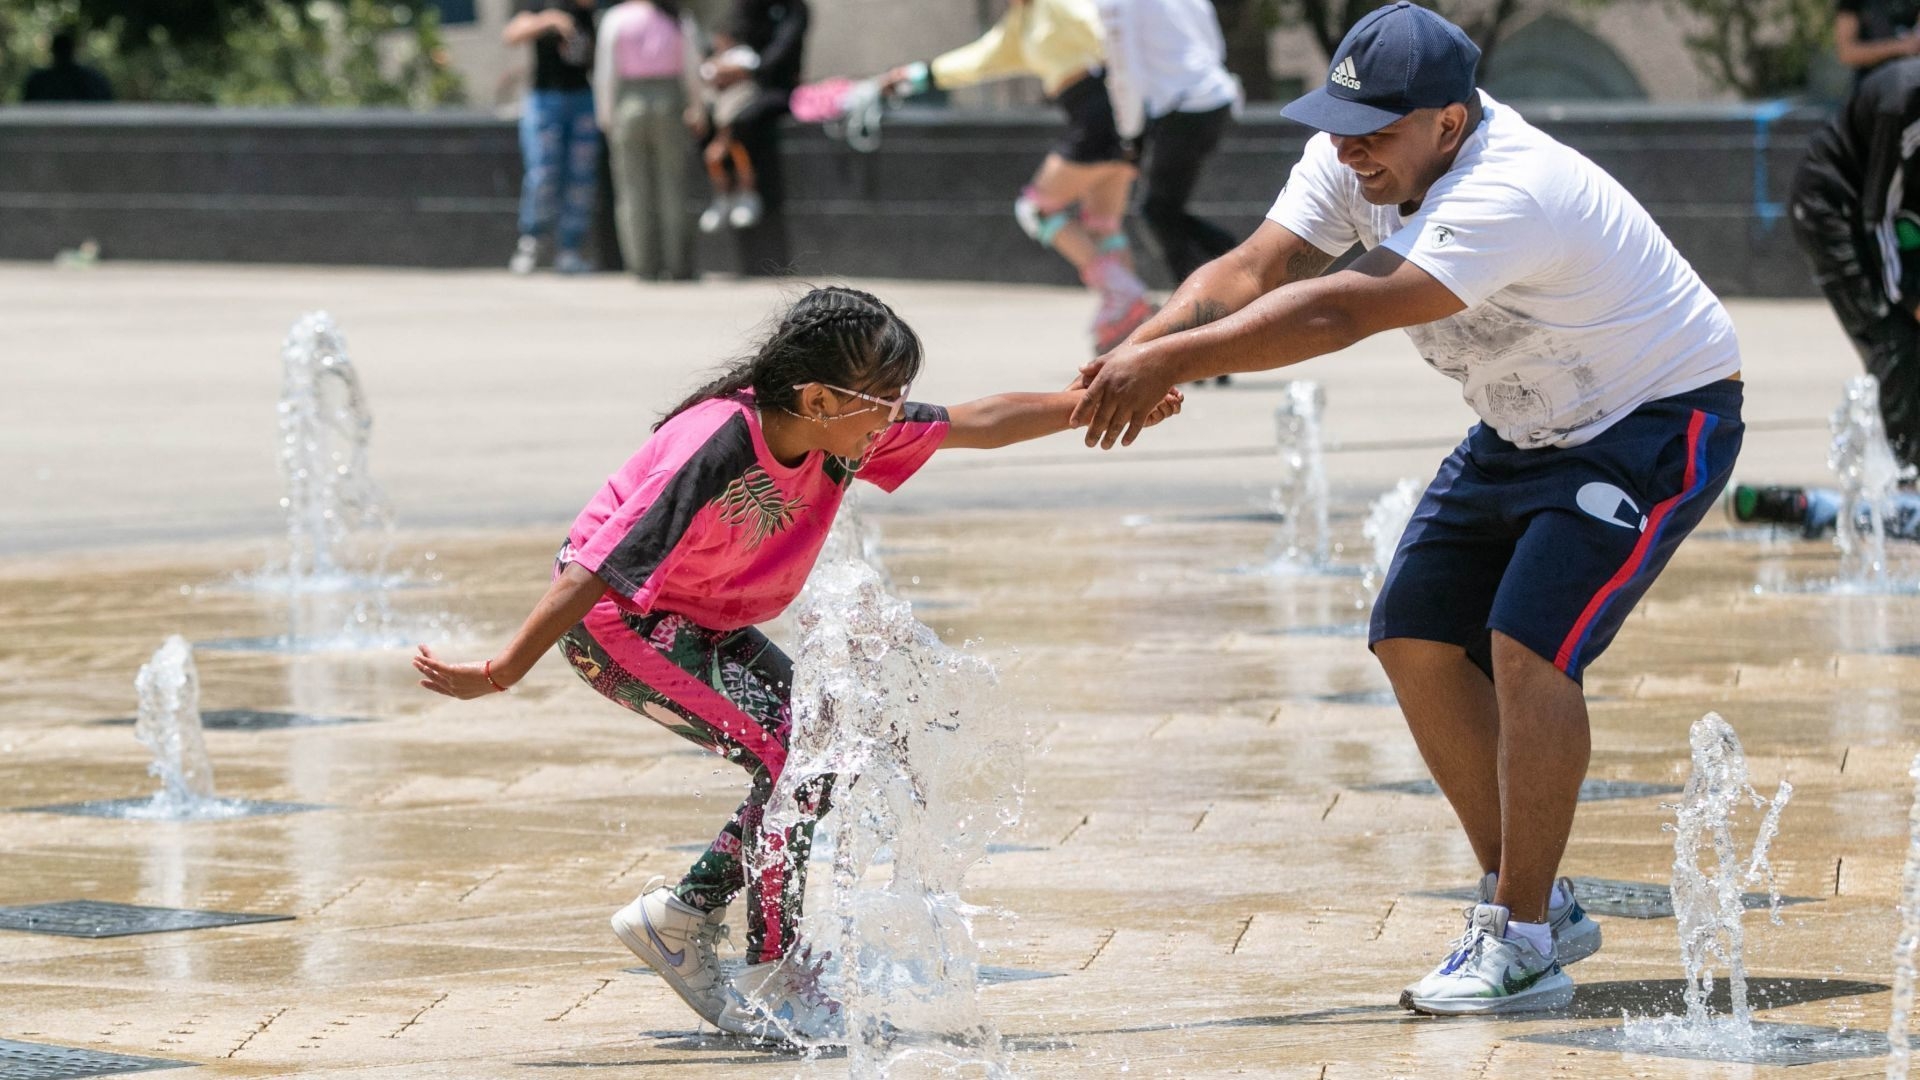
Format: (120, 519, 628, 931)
(714, 465, 807, 545)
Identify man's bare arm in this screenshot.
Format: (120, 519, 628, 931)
(1072, 247, 1467, 447)
(1122, 221, 1339, 348)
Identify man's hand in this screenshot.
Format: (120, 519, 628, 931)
(1070, 343, 1182, 449)
(711, 63, 751, 88)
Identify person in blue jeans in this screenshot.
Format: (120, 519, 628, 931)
(507, 0, 603, 274)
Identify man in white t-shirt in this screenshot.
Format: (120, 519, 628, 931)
(1071, 1, 1745, 1015)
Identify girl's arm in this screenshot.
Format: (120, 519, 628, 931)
(941, 388, 1180, 450)
(413, 561, 609, 699)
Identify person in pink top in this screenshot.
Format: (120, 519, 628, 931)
(413, 285, 1180, 1042)
(593, 0, 704, 280)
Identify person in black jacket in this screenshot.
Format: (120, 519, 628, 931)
(707, 0, 808, 275)
(1790, 55, 1920, 469)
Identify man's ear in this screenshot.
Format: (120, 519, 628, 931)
(1439, 102, 1470, 150)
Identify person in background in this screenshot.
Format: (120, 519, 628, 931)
(710, 0, 809, 275)
(22, 29, 113, 103)
(695, 33, 768, 235)
(880, 0, 1155, 355)
(594, 0, 704, 281)
(1837, 0, 1920, 84)
(1098, 0, 1243, 384)
(507, 0, 602, 275)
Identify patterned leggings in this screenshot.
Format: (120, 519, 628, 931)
(558, 600, 831, 964)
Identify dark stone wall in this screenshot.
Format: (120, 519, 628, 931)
(0, 101, 1828, 297)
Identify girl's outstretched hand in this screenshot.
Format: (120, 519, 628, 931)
(413, 644, 507, 700)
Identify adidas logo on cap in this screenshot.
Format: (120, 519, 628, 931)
(1330, 56, 1361, 90)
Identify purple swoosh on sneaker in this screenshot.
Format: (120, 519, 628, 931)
(639, 904, 686, 967)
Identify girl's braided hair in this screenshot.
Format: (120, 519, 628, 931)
(654, 286, 924, 431)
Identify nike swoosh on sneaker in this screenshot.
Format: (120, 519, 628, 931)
(640, 904, 686, 967)
(1500, 964, 1555, 996)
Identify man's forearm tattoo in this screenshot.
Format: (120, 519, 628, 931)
(1173, 298, 1230, 332)
(1284, 246, 1335, 283)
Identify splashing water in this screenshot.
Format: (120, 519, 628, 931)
(761, 517, 1024, 1077)
(119, 636, 261, 821)
(1270, 381, 1331, 572)
(277, 311, 395, 592)
(1361, 478, 1422, 596)
(134, 636, 215, 813)
(1888, 753, 1920, 1079)
(1830, 375, 1915, 591)
(1624, 712, 1792, 1056)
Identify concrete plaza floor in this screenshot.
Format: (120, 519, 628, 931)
(0, 263, 1913, 1078)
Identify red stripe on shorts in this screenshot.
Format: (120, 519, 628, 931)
(1552, 409, 1707, 673)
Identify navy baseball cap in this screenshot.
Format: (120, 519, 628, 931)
(1281, 2, 1481, 137)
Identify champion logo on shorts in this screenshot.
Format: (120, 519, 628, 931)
(1576, 481, 1648, 532)
(1330, 56, 1362, 90)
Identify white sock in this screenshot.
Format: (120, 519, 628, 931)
(1549, 880, 1571, 910)
(1504, 918, 1553, 959)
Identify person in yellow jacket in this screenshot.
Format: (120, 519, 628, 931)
(878, 0, 1154, 353)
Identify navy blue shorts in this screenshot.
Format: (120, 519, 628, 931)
(1369, 379, 1744, 683)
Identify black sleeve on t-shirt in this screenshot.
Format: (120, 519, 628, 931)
(1840, 0, 1864, 13)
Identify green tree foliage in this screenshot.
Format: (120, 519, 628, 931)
(1275, 0, 1528, 67)
(1651, 0, 1832, 97)
(0, 0, 466, 105)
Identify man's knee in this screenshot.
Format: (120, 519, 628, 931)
(1015, 186, 1074, 249)
(1374, 636, 1472, 680)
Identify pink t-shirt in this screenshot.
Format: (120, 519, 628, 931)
(607, 1, 686, 79)
(565, 394, 949, 630)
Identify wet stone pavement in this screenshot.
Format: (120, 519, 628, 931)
(1, 264, 1913, 1078)
(1, 510, 1917, 1080)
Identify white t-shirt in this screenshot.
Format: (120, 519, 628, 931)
(1095, 0, 1241, 140)
(1266, 91, 1741, 449)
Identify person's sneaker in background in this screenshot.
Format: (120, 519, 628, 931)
(508, 234, 539, 274)
(728, 190, 764, 229)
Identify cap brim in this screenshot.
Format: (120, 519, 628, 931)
(1279, 86, 1408, 137)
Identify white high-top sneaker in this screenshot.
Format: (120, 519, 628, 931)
(715, 949, 843, 1043)
(610, 885, 730, 1025)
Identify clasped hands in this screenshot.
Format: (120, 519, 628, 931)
(1069, 342, 1187, 450)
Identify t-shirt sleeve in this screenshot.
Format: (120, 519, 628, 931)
(1265, 134, 1362, 256)
(854, 403, 950, 492)
(1379, 178, 1559, 309)
(570, 414, 756, 607)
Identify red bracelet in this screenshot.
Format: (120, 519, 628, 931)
(484, 659, 509, 694)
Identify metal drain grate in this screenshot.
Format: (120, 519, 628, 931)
(1359, 777, 1682, 802)
(14, 798, 323, 820)
(1309, 690, 1398, 706)
(979, 966, 1065, 985)
(0, 900, 292, 938)
(1516, 1022, 1889, 1065)
(1419, 876, 1817, 919)
(0, 1038, 190, 1079)
(95, 709, 368, 731)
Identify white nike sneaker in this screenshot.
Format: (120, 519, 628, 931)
(1401, 903, 1573, 1016)
(611, 885, 730, 1025)
(1466, 872, 1604, 964)
(715, 948, 843, 1043)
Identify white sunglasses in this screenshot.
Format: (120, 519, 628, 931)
(794, 382, 912, 423)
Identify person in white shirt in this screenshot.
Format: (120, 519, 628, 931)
(1072, 1, 1745, 1016)
(1096, 0, 1241, 284)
